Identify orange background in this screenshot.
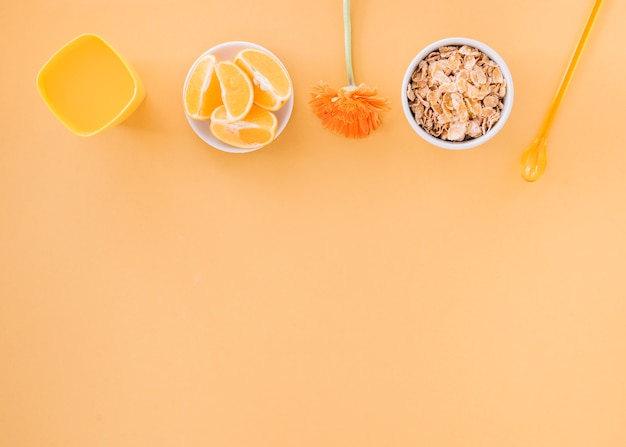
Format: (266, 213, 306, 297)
(2, 0, 626, 446)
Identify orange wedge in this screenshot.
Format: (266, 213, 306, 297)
(209, 104, 278, 149)
(215, 61, 254, 122)
(234, 48, 292, 111)
(184, 54, 223, 120)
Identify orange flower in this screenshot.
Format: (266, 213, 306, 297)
(309, 82, 390, 139)
(309, 0, 390, 139)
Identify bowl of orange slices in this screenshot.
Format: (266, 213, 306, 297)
(183, 41, 294, 153)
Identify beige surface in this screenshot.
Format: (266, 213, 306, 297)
(2, 0, 626, 446)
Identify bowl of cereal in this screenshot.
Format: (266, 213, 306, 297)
(402, 37, 514, 150)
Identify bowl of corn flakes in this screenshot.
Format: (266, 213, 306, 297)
(402, 37, 514, 150)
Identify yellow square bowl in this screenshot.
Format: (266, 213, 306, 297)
(36, 33, 145, 136)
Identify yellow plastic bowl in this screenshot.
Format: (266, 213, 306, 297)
(36, 33, 145, 136)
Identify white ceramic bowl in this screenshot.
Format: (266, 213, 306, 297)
(183, 41, 294, 153)
(401, 37, 514, 150)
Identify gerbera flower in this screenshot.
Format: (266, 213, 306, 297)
(309, 0, 390, 138)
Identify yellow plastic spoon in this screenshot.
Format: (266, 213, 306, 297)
(520, 0, 604, 182)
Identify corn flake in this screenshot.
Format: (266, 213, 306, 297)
(407, 45, 507, 141)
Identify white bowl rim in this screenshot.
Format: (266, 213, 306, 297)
(183, 41, 294, 153)
(401, 37, 514, 150)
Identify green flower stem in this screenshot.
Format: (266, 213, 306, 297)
(344, 0, 356, 87)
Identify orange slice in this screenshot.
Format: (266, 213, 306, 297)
(209, 104, 278, 149)
(234, 48, 292, 111)
(183, 54, 223, 120)
(215, 61, 254, 122)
